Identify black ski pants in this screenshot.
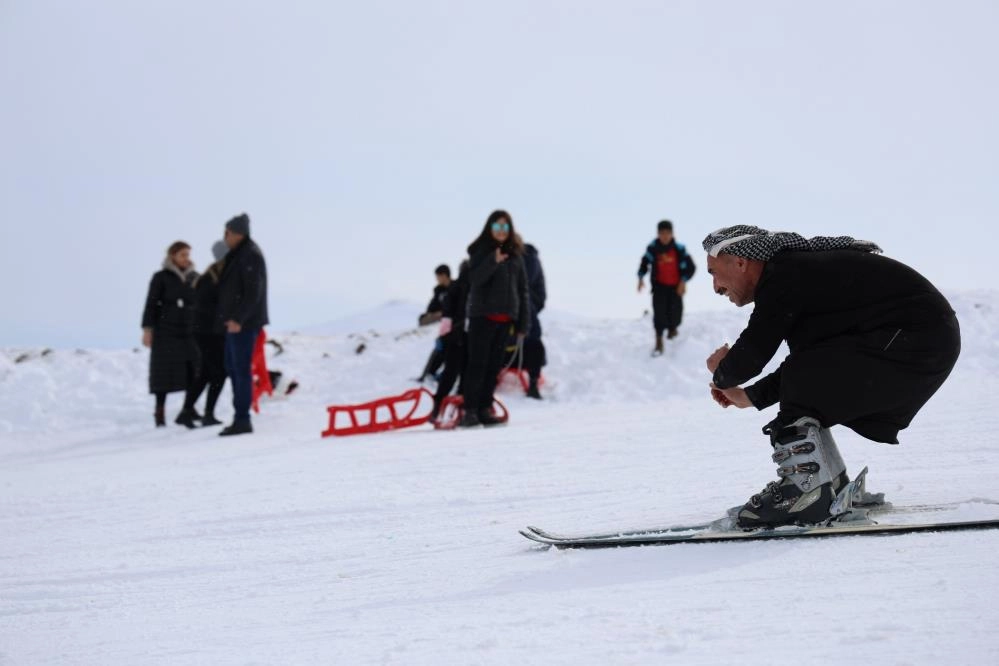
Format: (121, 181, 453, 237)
(652, 286, 683, 336)
(462, 317, 510, 413)
(777, 315, 961, 444)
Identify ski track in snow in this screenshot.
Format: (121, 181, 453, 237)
(2, 291, 999, 665)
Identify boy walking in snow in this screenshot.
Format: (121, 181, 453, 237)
(637, 220, 696, 354)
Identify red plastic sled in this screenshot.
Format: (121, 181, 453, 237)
(322, 387, 435, 437)
(251, 329, 273, 414)
(497, 368, 544, 393)
(321, 389, 509, 436)
(431, 395, 509, 431)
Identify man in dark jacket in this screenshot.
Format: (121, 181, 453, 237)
(416, 264, 451, 382)
(216, 213, 269, 436)
(431, 261, 470, 420)
(638, 220, 696, 355)
(703, 225, 960, 528)
(522, 244, 547, 399)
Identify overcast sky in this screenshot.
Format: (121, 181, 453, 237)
(1, 1, 996, 348)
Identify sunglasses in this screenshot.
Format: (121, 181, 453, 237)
(491, 222, 510, 233)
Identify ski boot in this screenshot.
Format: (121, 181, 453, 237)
(737, 416, 850, 528)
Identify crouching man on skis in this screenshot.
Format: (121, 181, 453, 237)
(703, 225, 960, 528)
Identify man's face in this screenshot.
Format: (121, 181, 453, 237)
(658, 229, 673, 245)
(224, 228, 243, 249)
(436, 273, 451, 287)
(707, 254, 756, 307)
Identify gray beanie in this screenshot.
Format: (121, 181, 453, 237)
(211, 240, 228, 261)
(225, 213, 250, 236)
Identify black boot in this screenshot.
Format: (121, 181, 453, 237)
(458, 410, 481, 428)
(174, 409, 199, 429)
(667, 328, 678, 340)
(201, 413, 223, 427)
(219, 420, 253, 437)
(652, 334, 664, 356)
(526, 379, 542, 400)
(154, 407, 166, 428)
(478, 408, 506, 427)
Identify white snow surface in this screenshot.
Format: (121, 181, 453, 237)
(3, 291, 999, 665)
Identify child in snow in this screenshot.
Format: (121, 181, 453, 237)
(637, 220, 696, 355)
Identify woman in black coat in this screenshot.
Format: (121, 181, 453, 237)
(141, 241, 200, 427)
(460, 210, 530, 427)
(176, 240, 229, 428)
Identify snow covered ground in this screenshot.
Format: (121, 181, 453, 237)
(3, 292, 999, 665)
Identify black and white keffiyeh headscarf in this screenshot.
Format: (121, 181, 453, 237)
(701, 225, 882, 261)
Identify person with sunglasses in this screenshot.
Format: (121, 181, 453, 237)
(460, 210, 530, 427)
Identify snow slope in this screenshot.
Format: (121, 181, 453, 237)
(2, 292, 999, 665)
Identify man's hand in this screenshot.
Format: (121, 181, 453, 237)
(706, 343, 730, 373)
(676, 281, 686, 297)
(637, 279, 645, 293)
(495, 248, 509, 263)
(142, 328, 153, 348)
(225, 320, 242, 334)
(710, 383, 752, 409)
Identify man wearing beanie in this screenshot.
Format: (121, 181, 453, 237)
(216, 213, 269, 436)
(702, 225, 959, 528)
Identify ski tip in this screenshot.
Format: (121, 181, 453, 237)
(519, 529, 553, 545)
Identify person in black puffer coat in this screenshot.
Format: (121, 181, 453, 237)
(460, 210, 530, 427)
(142, 241, 200, 427)
(176, 240, 229, 428)
(522, 243, 547, 399)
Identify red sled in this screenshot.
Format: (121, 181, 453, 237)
(431, 395, 509, 431)
(497, 368, 544, 393)
(321, 388, 508, 437)
(250, 329, 273, 414)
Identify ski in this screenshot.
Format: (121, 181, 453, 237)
(520, 517, 999, 548)
(523, 500, 994, 543)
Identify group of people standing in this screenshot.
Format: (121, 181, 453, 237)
(141, 214, 268, 436)
(418, 210, 547, 428)
(418, 213, 696, 427)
